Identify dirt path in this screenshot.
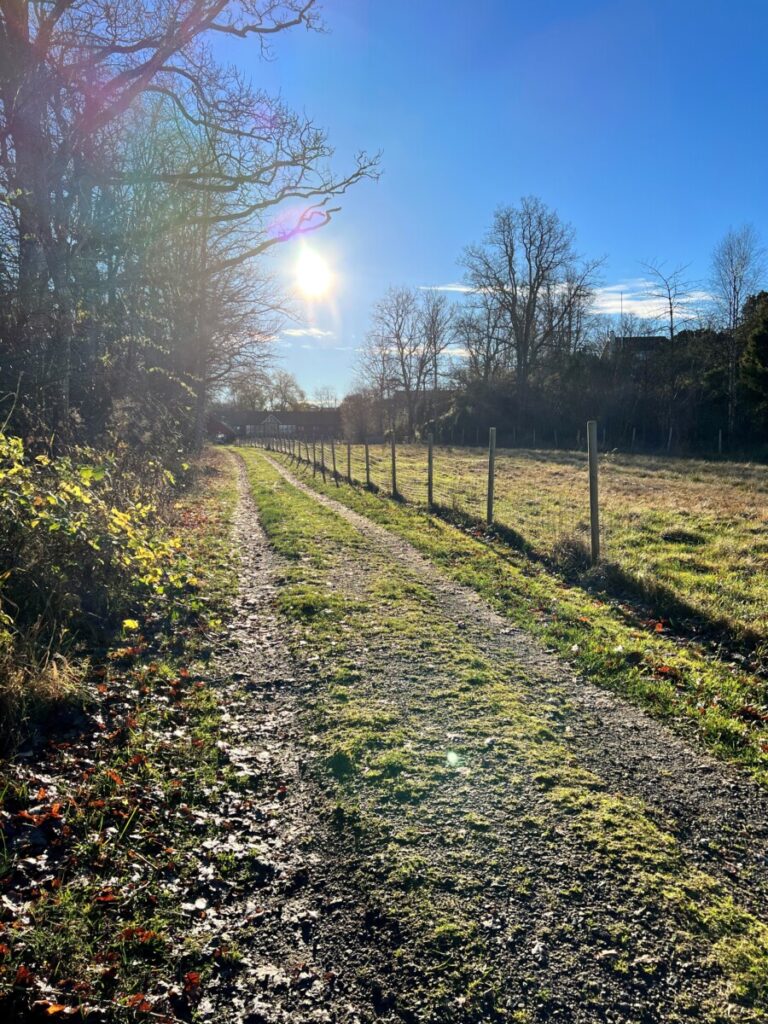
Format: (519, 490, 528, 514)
(201, 458, 394, 1023)
(261, 452, 768, 916)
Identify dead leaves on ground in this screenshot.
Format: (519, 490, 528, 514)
(0, 651, 227, 1020)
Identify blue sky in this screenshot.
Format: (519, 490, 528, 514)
(223, 0, 768, 398)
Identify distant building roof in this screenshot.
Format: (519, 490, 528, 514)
(214, 406, 340, 427)
(215, 406, 341, 437)
(254, 409, 340, 426)
(606, 335, 667, 360)
(612, 334, 667, 348)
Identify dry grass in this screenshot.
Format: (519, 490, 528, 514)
(0, 636, 84, 753)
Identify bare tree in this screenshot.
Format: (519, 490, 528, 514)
(460, 197, 600, 416)
(452, 292, 509, 383)
(710, 226, 766, 434)
(711, 225, 766, 332)
(640, 261, 697, 340)
(269, 371, 306, 411)
(313, 386, 338, 408)
(0, 0, 377, 435)
(355, 331, 396, 437)
(361, 287, 455, 437)
(369, 287, 421, 437)
(419, 290, 454, 391)
(639, 260, 703, 443)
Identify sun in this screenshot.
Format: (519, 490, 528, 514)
(295, 246, 332, 299)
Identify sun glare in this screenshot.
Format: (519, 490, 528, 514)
(295, 246, 332, 299)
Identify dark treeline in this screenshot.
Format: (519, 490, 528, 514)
(348, 198, 768, 453)
(0, 0, 373, 457)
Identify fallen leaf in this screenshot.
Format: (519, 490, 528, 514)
(14, 964, 35, 986)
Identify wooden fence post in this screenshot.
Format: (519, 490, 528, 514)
(331, 438, 339, 486)
(487, 427, 496, 525)
(364, 441, 371, 488)
(427, 433, 434, 509)
(347, 441, 352, 481)
(587, 420, 600, 566)
(320, 440, 326, 482)
(718, 428, 723, 455)
(312, 441, 317, 476)
(390, 435, 398, 497)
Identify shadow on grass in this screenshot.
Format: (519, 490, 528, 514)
(429, 503, 765, 667)
(263, 448, 766, 669)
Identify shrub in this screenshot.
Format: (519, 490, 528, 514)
(0, 432, 196, 742)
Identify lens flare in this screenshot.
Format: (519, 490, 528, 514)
(295, 247, 332, 299)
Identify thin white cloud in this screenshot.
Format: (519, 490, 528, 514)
(283, 327, 334, 338)
(593, 280, 712, 319)
(420, 282, 476, 294)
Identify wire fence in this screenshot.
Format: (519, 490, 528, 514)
(243, 429, 768, 642)
(251, 433, 598, 558)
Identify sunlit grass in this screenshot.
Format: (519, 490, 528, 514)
(336, 443, 768, 643)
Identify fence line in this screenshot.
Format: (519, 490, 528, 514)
(250, 424, 604, 564)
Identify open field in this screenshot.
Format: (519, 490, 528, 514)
(327, 443, 768, 647)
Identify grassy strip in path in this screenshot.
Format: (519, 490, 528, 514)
(0, 450, 239, 1019)
(257, 447, 768, 787)
(240, 449, 768, 1023)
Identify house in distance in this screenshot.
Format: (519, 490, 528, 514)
(214, 408, 342, 440)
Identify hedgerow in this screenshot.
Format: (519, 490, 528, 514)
(0, 432, 199, 743)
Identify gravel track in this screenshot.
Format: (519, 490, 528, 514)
(201, 457, 394, 1024)
(261, 452, 768, 914)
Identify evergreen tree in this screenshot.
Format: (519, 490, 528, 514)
(740, 291, 768, 432)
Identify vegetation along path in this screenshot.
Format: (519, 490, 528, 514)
(234, 446, 768, 1023)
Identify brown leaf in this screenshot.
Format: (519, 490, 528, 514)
(125, 993, 152, 1012)
(14, 964, 35, 986)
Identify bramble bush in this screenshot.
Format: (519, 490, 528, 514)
(0, 432, 198, 740)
